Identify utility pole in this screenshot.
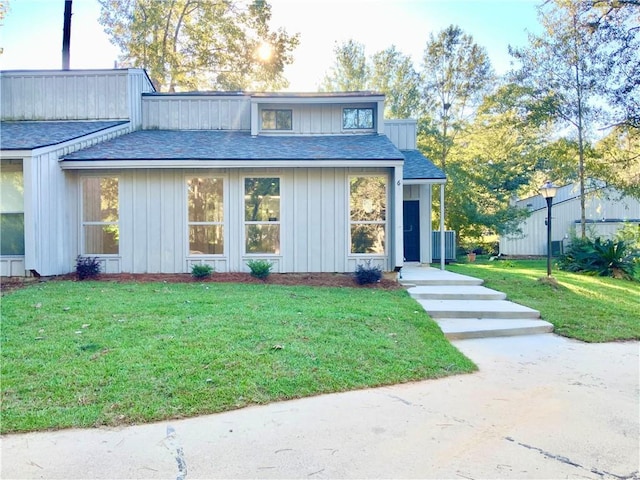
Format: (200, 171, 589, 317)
(62, 0, 72, 70)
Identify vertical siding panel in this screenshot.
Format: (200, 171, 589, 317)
(228, 170, 241, 271)
(174, 171, 186, 273)
(321, 169, 336, 271)
(120, 170, 134, 272)
(334, 169, 347, 272)
(307, 169, 322, 271)
(220, 100, 230, 129)
(145, 171, 162, 273)
(160, 170, 175, 272)
(293, 169, 308, 271)
(131, 170, 146, 272)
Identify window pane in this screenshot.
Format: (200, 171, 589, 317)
(343, 108, 358, 129)
(350, 176, 386, 221)
(245, 224, 280, 254)
(83, 178, 118, 222)
(351, 224, 385, 254)
(188, 178, 223, 222)
(261, 110, 276, 129)
(1, 166, 24, 213)
(84, 225, 119, 254)
(189, 225, 224, 255)
(245, 178, 280, 221)
(0, 213, 25, 255)
(358, 108, 373, 128)
(276, 110, 292, 130)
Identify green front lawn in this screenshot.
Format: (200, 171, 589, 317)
(1, 280, 476, 434)
(448, 259, 640, 343)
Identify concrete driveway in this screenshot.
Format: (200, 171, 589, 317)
(1, 334, 638, 479)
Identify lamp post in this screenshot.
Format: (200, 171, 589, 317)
(539, 181, 558, 277)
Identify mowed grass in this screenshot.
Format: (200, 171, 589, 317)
(448, 259, 640, 343)
(1, 280, 476, 434)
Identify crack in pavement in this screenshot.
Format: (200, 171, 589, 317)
(165, 425, 188, 480)
(505, 437, 639, 480)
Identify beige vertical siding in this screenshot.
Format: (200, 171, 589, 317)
(500, 192, 640, 255)
(385, 120, 417, 150)
(1, 70, 138, 120)
(142, 96, 251, 130)
(71, 166, 391, 274)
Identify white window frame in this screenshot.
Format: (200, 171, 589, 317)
(186, 176, 226, 257)
(80, 176, 119, 256)
(243, 176, 281, 255)
(348, 174, 388, 255)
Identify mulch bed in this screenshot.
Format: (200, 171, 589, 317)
(2, 272, 402, 293)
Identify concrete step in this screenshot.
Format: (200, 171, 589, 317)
(399, 276, 484, 287)
(408, 285, 506, 301)
(435, 318, 554, 340)
(416, 299, 541, 320)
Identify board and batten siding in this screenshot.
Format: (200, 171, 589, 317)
(385, 120, 417, 150)
(500, 192, 640, 256)
(9, 124, 133, 276)
(72, 167, 392, 274)
(1, 70, 152, 122)
(256, 103, 378, 135)
(142, 96, 251, 130)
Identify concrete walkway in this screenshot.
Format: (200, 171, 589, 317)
(400, 264, 554, 339)
(1, 336, 638, 479)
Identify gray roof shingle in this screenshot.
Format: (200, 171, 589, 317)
(401, 149, 445, 180)
(63, 130, 404, 161)
(0, 120, 129, 150)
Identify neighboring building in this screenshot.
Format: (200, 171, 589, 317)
(500, 182, 640, 256)
(0, 69, 445, 277)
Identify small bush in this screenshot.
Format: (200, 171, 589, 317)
(354, 260, 383, 285)
(191, 264, 213, 279)
(76, 256, 101, 280)
(247, 259, 273, 279)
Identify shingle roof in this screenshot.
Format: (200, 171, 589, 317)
(401, 150, 445, 180)
(63, 130, 404, 161)
(0, 121, 129, 150)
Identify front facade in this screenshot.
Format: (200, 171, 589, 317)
(1, 69, 445, 277)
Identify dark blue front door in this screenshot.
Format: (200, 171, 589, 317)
(403, 201, 420, 262)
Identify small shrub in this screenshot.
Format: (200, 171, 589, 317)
(191, 264, 213, 279)
(354, 260, 383, 285)
(76, 256, 101, 280)
(247, 259, 273, 279)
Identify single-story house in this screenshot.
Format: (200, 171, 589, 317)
(0, 68, 446, 277)
(500, 181, 640, 256)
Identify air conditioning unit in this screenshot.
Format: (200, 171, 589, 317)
(432, 231, 456, 261)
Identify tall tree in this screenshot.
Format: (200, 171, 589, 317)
(370, 46, 421, 119)
(319, 40, 369, 92)
(510, 0, 606, 238)
(592, 126, 640, 198)
(580, 0, 640, 129)
(420, 25, 494, 175)
(98, 0, 299, 92)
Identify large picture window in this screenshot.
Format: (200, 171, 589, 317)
(261, 109, 292, 130)
(349, 176, 386, 254)
(82, 177, 119, 255)
(187, 177, 224, 255)
(244, 177, 280, 254)
(343, 108, 374, 129)
(1, 161, 24, 255)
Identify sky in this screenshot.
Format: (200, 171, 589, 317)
(0, 0, 543, 91)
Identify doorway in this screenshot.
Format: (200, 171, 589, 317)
(403, 200, 420, 262)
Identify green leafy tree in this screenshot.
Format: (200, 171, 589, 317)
(319, 39, 369, 92)
(592, 125, 640, 198)
(446, 84, 555, 238)
(420, 25, 494, 175)
(510, 0, 607, 238)
(579, 0, 640, 129)
(98, 0, 299, 92)
(370, 46, 421, 119)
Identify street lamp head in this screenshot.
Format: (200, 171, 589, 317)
(539, 181, 558, 200)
